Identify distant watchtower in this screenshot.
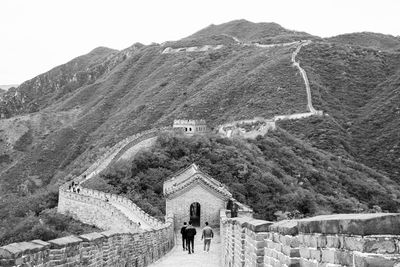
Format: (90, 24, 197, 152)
(173, 119, 208, 135)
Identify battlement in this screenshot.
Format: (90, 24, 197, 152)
(220, 211, 400, 267)
(0, 219, 174, 267)
(173, 119, 206, 125)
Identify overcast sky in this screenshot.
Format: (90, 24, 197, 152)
(1, 0, 399, 85)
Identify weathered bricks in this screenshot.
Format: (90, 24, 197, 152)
(0, 222, 174, 267)
(298, 213, 400, 235)
(221, 211, 400, 267)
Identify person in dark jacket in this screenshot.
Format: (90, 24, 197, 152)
(180, 222, 188, 251)
(185, 221, 196, 254)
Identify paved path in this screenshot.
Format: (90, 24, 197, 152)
(149, 229, 221, 267)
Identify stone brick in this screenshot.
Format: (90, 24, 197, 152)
(321, 248, 337, 263)
(300, 258, 318, 267)
(269, 220, 299, 236)
(49, 236, 82, 249)
(299, 247, 310, 259)
(363, 237, 396, 254)
(309, 248, 321, 262)
(353, 252, 400, 267)
(246, 220, 274, 233)
(288, 258, 300, 267)
(326, 235, 340, 248)
(317, 235, 327, 248)
(298, 213, 400, 235)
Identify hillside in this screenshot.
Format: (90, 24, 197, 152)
(0, 21, 311, 196)
(0, 46, 119, 117)
(0, 84, 19, 90)
(0, 88, 5, 96)
(326, 32, 400, 51)
(184, 19, 320, 44)
(0, 19, 400, 244)
(279, 41, 400, 181)
(85, 131, 400, 221)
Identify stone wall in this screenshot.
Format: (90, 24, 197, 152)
(0, 218, 174, 267)
(79, 127, 170, 182)
(0, 128, 177, 267)
(58, 186, 163, 230)
(58, 189, 139, 232)
(220, 211, 400, 267)
(167, 184, 227, 229)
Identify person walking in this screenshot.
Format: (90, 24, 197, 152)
(180, 222, 188, 251)
(185, 221, 196, 254)
(201, 222, 214, 252)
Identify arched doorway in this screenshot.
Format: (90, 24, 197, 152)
(189, 202, 200, 226)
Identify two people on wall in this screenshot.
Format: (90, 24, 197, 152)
(68, 181, 81, 193)
(180, 221, 214, 254)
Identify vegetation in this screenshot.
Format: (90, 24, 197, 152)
(1, 20, 400, 245)
(293, 42, 400, 181)
(326, 32, 400, 51)
(86, 132, 400, 221)
(0, 187, 98, 245)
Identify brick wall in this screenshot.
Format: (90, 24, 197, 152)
(0, 218, 174, 267)
(166, 184, 227, 229)
(58, 186, 163, 230)
(220, 211, 400, 267)
(58, 189, 139, 232)
(0, 128, 177, 267)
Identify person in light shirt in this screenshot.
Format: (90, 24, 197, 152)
(201, 221, 214, 252)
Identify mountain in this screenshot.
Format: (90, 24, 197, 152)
(0, 46, 119, 117)
(326, 32, 400, 51)
(0, 84, 19, 90)
(0, 88, 5, 96)
(0, 20, 400, 243)
(278, 41, 400, 181)
(87, 131, 400, 221)
(164, 19, 320, 48)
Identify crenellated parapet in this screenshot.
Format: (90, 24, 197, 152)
(220, 211, 400, 267)
(0, 216, 174, 267)
(0, 127, 177, 267)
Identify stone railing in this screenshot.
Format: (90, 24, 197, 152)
(0, 216, 174, 267)
(220, 210, 400, 267)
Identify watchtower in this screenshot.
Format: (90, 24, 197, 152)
(163, 163, 232, 228)
(172, 119, 208, 135)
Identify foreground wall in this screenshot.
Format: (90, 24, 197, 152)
(220, 211, 400, 267)
(0, 218, 174, 267)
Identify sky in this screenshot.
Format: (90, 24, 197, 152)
(0, 0, 399, 85)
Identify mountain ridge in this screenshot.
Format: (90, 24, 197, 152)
(0, 20, 400, 244)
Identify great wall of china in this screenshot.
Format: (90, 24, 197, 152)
(1, 39, 400, 267)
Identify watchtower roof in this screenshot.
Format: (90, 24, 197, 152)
(163, 163, 232, 199)
(173, 119, 207, 126)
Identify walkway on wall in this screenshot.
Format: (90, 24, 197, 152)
(110, 200, 154, 230)
(291, 40, 317, 114)
(149, 229, 221, 267)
